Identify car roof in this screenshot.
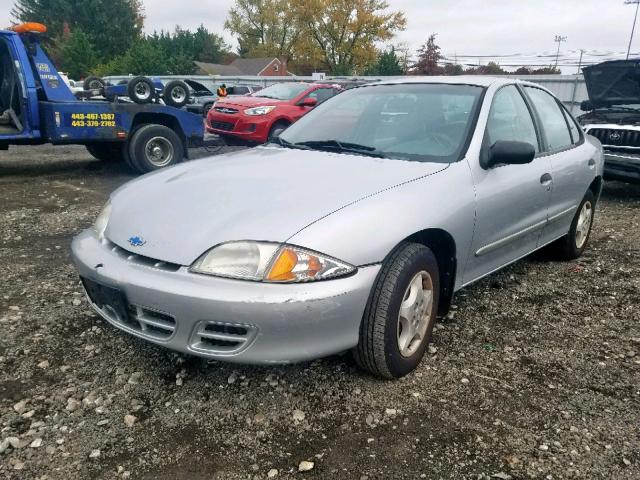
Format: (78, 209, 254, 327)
(369, 76, 539, 88)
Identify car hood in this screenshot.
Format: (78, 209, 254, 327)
(583, 60, 640, 108)
(105, 147, 448, 265)
(216, 96, 288, 108)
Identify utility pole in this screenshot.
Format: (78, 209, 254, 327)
(576, 49, 585, 74)
(554, 35, 567, 70)
(625, 0, 640, 59)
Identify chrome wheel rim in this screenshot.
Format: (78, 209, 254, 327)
(145, 136, 174, 167)
(397, 271, 434, 358)
(135, 82, 152, 101)
(170, 86, 187, 103)
(575, 201, 593, 249)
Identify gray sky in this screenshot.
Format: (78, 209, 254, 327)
(2, 0, 639, 73)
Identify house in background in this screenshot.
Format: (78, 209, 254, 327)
(195, 58, 293, 77)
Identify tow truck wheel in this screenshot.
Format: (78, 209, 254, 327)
(128, 76, 156, 104)
(163, 80, 191, 108)
(129, 124, 184, 173)
(86, 143, 124, 162)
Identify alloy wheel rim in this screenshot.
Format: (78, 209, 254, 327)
(135, 82, 152, 100)
(145, 136, 174, 167)
(397, 270, 434, 358)
(171, 86, 187, 103)
(575, 201, 593, 249)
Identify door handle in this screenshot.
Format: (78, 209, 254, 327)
(588, 158, 596, 169)
(540, 173, 553, 185)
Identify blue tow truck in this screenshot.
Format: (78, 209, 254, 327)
(0, 23, 204, 173)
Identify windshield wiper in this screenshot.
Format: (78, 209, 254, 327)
(594, 106, 640, 113)
(294, 140, 387, 158)
(270, 136, 312, 150)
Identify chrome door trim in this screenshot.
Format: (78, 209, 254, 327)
(475, 219, 547, 257)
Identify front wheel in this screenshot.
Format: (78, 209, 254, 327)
(549, 190, 596, 260)
(354, 242, 440, 379)
(128, 124, 184, 173)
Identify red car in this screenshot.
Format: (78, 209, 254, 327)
(206, 82, 343, 144)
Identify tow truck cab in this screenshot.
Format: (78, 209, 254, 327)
(0, 23, 204, 172)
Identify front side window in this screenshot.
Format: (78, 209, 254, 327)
(306, 88, 336, 104)
(253, 83, 310, 101)
(279, 83, 484, 163)
(486, 85, 539, 152)
(523, 87, 573, 151)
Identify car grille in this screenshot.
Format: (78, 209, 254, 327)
(587, 128, 640, 149)
(189, 321, 258, 354)
(210, 121, 236, 132)
(81, 277, 177, 340)
(109, 243, 181, 272)
(213, 107, 239, 114)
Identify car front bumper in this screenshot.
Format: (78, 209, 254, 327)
(205, 111, 272, 143)
(71, 230, 380, 364)
(604, 151, 640, 184)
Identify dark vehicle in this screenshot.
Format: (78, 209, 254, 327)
(0, 23, 204, 173)
(578, 60, 640, 184)
(185, 80, 263, 116)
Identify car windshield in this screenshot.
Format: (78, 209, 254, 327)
(253, 83, 310, 100)
(279, 83, 484, 163)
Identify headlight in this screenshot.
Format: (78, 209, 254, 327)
(244, 106, 276, 116)
(93, 202, 111, 240)
(190, 241, 356, 283)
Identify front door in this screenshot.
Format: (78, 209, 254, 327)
(463, 84, 552, 284)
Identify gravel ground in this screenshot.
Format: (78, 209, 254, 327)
(0, 144, 639, 480)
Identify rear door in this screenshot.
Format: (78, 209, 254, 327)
(522, 86, 594, 244)
(464, 84, 552, 284)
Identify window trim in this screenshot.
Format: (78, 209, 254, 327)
(520, 85, 581, 156)
(481, 83, 543, 165)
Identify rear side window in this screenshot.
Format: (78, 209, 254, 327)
(523, 87, 573, 151)
(561, 107, 582, 144)
(486, 85, 539, 152)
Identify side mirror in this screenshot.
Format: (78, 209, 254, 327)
(482, 140, 535, 169)
(297, 97, 318, 108)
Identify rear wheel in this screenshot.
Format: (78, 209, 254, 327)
(354, 242, 440, 379)
(202, 102, 214, 117)
(86, 143, 124, 162)
(128, 76, 156, 104)
(83, 76, 105, 91)
(549, 190, 596, 260)
(128, 124, 184, 173)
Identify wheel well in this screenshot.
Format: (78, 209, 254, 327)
(404, 229, 457, 316)
(589, 176, 603, 203)
(131, 113, 188, 158)
(271, 119, 291, 130)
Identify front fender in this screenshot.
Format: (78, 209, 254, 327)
(287, 161, 476, 290)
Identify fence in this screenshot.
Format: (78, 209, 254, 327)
(105, 74, 588, 114)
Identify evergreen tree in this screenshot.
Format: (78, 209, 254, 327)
(11, 0, 143, 61)
(59, 29, 98, 78)
(412, 34, 443, 75)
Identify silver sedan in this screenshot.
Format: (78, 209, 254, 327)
(71, 77, 604, 378)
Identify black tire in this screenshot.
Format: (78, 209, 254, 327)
(355, 242, 440, 379)
(268, 122, 289, 143)
(83, 76, 105, 91)
(549, 190, 596, 260)
(86, 143, 125, 162)
(163, 80, 191, 108)
(128, 124, 184, 173)
(202, 102, 214, 117)
(127, 76, 156, 104)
